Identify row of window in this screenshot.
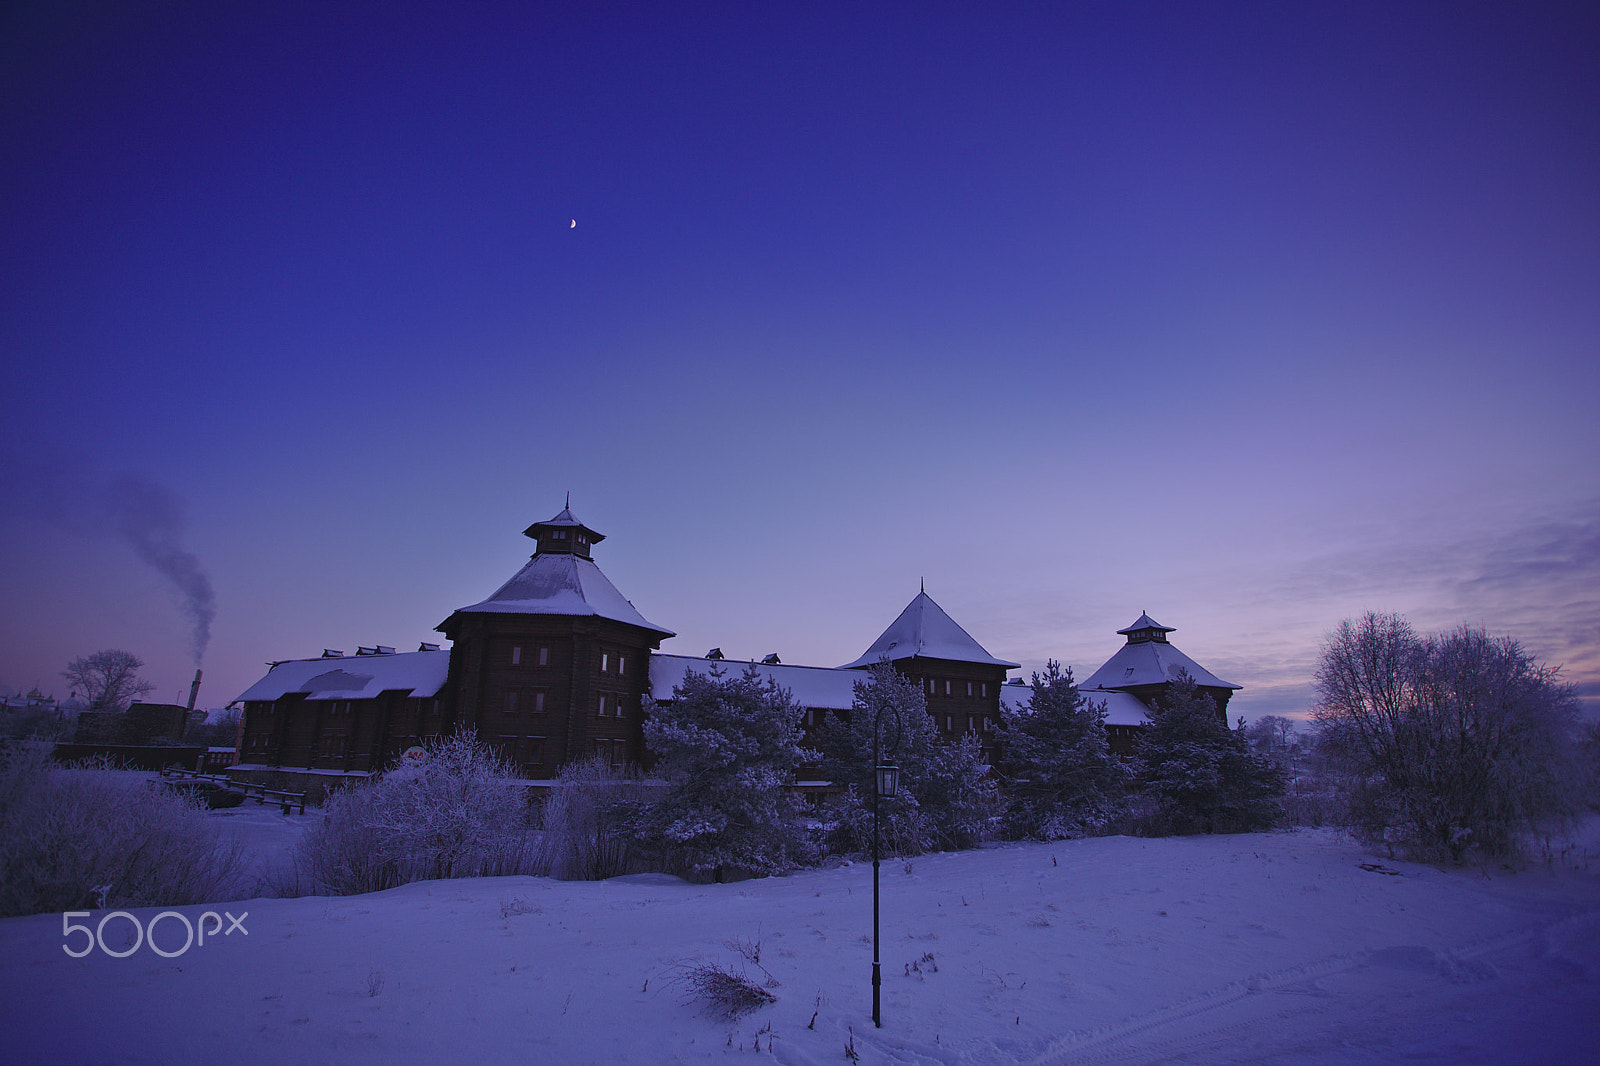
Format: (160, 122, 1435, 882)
(924, 678, 991, 698)
(505, 690, 546, 713)
(494, 735, 545, 766)
(503, 690, 631, 717)
(940, 713, 994, 733)
(509, 645, 549, 667)
(507, 644, 629, 677)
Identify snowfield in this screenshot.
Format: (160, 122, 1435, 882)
(2, 816, 1596, 1065)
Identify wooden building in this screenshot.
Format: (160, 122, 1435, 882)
(1063, 613, 1241, 755)
(234, 505, 1239, 779)
(434, 506, 674, 775)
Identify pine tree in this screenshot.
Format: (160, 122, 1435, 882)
(1136, 672, 1285, 834)
(998, 660, 1127, 839)
(640, 663, 810, 879)
(819, 661, 994, 854)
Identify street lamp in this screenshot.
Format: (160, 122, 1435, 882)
(871, 693, 902, 1029)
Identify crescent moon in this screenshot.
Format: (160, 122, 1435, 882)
(570, 219, 576, 228)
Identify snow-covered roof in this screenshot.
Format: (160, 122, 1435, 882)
(1118, 612, 1175, 636)
(523, 505, 604, 543)
(998, 681, 1153, 727)
(233, 649, 451, 704)
(1079, 640, 1240, 692)
(444, 552, 673, 636)
(648, 653, 860, 710)
(839, 592, 1019, 670)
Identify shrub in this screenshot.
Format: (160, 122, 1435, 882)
(539, 757, 659, 880)
(676, 961, 776, 1019)
(293, 732, 537, 894)
(0, 748, 246, 917)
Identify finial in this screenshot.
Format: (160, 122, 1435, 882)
(920, 577, 925, 594)
(565, 490, 570, 508)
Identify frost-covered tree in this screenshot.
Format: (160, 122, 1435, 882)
(1314, 612, 1584, 859)
(295, 732, 535, 894)
(997, 660, 1127, 840)
(1245, 715, 1299, 762)
(1135, 672, 1285, 835)
(61, 649, 155, 711)
(639, 664, 810, 879)
(819, 661, 994, 855)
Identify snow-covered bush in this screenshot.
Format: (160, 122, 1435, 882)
(639, 664, 811, 880)
(819, 661, 995, 856)
(294, 732, 536, 894)
(997, 660, 1128, 840)
(0, 748, 246, 917)
(1314, 613, 1585, 860)
(1133, 672, 1285, 835)
(539, 756, 659, 880)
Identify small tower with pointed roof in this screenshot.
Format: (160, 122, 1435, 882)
(842, 590, 1019, 760)
(1079, 614, 1240, 751)
(436, 504, 674, 777)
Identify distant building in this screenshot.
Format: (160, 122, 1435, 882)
(234, 505, 1239, 778)
(73, 701, 189, 746)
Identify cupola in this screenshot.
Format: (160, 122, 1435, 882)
(523, 503, 604, 560)
(1117, 612, 1176, 644)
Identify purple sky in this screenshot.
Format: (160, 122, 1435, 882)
(3, 2, 1596, 722)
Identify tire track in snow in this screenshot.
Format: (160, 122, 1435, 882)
(1024, 918, 1572, 1066)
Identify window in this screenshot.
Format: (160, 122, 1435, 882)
(601, 652, 609, 673)
(597, 694, 608, 716)
(511, 646, 521, 665)
(618, 655, 625, 676)
(533, 691, 545, 713)
(926, 678, 935, 694)
(538, 646, 549, 667)
(981, 682, 988, 697)
(944, 680, 952, 696)
(966, 681, 973, 697)
(945, 714, 956, 732)
(506, 691, 518, 712)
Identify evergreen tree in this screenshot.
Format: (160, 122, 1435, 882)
(640, 663, 810, 879)
(1136, 672, 1285, 834)
(998, 660, 1128, 839)
(819, 661, 994, 854)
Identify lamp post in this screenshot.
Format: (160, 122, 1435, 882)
(871, 694, 902, 1029)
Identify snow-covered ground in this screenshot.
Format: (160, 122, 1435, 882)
(2, 810, 1596, 1065)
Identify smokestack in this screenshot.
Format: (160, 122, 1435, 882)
(186, 669, 203, 714)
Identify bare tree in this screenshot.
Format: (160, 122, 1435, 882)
(1244, 715, 1299, 765)
(1314, 612, 1584, 860)
(61, 649, 155, 711)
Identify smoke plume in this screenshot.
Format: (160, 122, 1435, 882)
(101, 474, 217, 666)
